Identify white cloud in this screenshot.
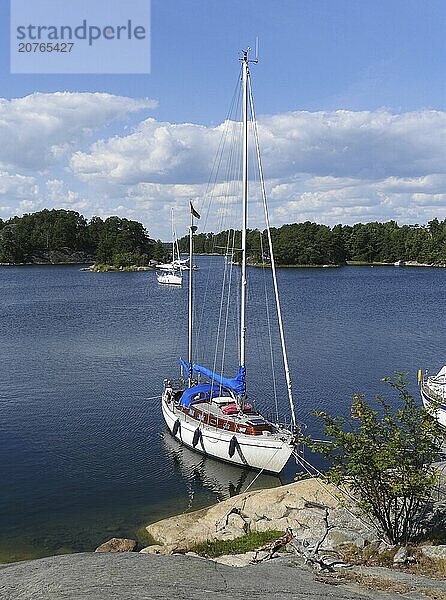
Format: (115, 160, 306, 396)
(0, 171, 39, 218)
(2, 97, 446, 238)
(257, 110, 446, 179)
(0, 92, 156, 171)
(0, 171, 38, 197)
(67, 108, 446, 236)
(70, 118, 218, 185)
(45, 179, 90, 212)
(70, 109, 446, 186)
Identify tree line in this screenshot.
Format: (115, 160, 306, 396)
(2, 210, 445, 266)
(0, 209, 167, 265)
(178, 219, 446, 265)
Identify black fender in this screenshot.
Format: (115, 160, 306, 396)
(228, 435, 238, 457)
(172, 419, 181, 437)
(192, 427, 201, 448)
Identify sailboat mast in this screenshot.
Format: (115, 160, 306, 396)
(240, 50, 249, 378)
(171, 208, 175, 263)
(188, 210, 194, 387)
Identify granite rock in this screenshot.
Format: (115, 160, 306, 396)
(95, 538, 137, 553)
(393, 546, 408, 564)
(145, 478, 381, 555)
(420, 545, 446, 560)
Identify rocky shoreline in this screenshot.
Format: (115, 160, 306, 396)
(142, 478, 371, 555)
(2, 477, 446, 600)
(6, 552, 446, 600)
(2, 257, 446, 269)
(138, 474, 446, 576)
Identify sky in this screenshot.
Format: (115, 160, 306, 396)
(1, 0, 446, 240)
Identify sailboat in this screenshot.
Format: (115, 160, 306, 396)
(419, 366, 446, 427)
(161, 50, 299, 474)
(157, 208, 183, 286)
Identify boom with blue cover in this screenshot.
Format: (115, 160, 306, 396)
(179, 383, 222, 408)
(179, 358, 246, 396)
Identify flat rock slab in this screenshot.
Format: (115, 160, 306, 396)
(145, 478, 341, 547)
(0, 552, 418, 600)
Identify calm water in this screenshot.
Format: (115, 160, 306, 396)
(1, 260, 445, 561)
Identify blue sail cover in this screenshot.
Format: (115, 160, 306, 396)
(179, 383, 223, 408)
(192, 363, 246, 396)
(178, 358, 246, 396)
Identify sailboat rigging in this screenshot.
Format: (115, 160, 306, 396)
(161, 50, 299, 473)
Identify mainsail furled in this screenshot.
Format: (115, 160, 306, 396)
(179, 358, 246, 396)
(178, 383, 222, 408)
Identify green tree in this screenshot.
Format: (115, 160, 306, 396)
(311, 375, 444, 544)
(111, 251, 144, 267)
(151, 240, 169, 262)
(86, 216, 104, 250)
(0, 224, 25, 262)
(95, 216, 152, 263)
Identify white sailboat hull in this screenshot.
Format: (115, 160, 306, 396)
(421, 368, 446, 427)
(161, 395, 294, 474)
(157, 272, 182, 286)
(421, 391, 446, 427)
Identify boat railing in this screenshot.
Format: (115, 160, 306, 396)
(163, 378, 186, 393)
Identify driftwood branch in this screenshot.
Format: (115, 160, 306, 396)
(251, 528, 295, 563)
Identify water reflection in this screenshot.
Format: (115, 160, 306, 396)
(162, 429, 282, 501)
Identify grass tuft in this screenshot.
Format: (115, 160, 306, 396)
(189, 530, 284, 558)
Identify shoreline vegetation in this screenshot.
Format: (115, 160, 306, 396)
(1, 208, 446, 269)
(1, 259, 444, 271)
(1, 260, 444, 271)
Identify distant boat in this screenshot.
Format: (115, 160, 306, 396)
(160, 50, 299, 474)
(156, 208, 183, 286)
(157, 257, 191, 271)
(419, 367, 446, 427)
(394, 260, 406, 266)
(157, 269, 183, 286)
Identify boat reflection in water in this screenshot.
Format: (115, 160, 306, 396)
(162, 429, 283, 501)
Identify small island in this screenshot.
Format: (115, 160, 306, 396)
(0, 209, 168, 268)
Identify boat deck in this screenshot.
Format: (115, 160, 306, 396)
(166, 381, 277, 436)
(193, 400, 270, 427)
(173, 397, 275, 436)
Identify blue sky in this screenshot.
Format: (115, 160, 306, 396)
(1, 0, 446, 239)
